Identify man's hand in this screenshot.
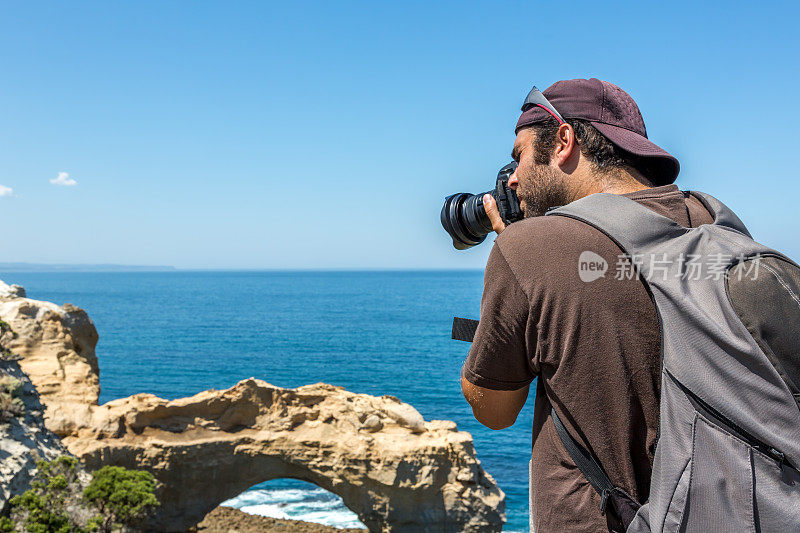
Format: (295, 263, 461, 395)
(483, 194, 507, 235)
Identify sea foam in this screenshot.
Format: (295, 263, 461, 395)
(222, 483, 367, 530)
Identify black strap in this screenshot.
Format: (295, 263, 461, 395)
(551, 407, 615, 514)
(451, 317, 479, 342)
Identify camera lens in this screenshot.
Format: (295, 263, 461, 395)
(440, 190, 494, 250)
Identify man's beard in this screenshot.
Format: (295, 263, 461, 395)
(516, 163, 575, 218)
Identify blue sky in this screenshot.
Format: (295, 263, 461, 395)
(1, 1, 798, 269)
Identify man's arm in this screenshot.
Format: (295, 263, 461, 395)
(461, 377, 529, 430)
(459, 234, 536, 430)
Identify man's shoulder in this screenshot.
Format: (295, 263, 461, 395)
(494, 214, 616, 261)
(489, 214, 625, 294)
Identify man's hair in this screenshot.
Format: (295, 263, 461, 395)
(531, 119, 656, 179)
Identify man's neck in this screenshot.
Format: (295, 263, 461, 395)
(592, 166, 655, 196)
(562, 160, 658, 205)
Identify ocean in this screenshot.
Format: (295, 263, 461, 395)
(3, 271, 535, 532)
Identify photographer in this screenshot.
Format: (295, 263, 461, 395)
(459, 78, 712, 532)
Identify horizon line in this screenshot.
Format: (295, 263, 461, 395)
(0, 264, 484, 274)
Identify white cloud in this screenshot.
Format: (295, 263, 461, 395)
(50, 172, 77, 186)
(0, 185, 13, 197)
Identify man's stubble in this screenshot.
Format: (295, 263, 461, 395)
(516, 163, 576, 218)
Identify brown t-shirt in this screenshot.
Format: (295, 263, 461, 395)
(461, 184, 714, 532)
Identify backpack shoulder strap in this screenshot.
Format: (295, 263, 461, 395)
(686, 190, 752, 237)
(545, 190, 751, 254)
(546, 193, 688, 254)
(550, 407, 615, 506)
(551, 407, 642, 532)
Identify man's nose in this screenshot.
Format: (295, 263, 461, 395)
(508, 172, 518, 190)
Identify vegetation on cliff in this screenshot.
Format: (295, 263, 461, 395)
(0, 320, 16, 360)
(0, 320, 25, 422)
(1, 456, 158, 533)
(83, 466, 159, 532)
(0, 376, 24, 422)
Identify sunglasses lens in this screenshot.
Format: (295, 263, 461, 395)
(520, 86, 564, 123)
(521, 87, 541, 110)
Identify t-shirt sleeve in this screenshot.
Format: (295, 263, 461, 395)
(460, 242, 536, 390)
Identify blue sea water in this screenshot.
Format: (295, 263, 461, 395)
(3, 271, 535, 532)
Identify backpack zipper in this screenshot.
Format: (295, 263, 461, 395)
(667, 370, 793, 471)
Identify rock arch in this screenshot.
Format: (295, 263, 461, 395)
(0, 283, 505, 532)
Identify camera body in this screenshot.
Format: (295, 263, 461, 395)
(440, 162, 523, 249)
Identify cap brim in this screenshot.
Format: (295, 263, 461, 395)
(591, 122, 680, 185)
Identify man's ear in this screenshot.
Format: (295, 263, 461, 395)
(553, 123, 577, 167)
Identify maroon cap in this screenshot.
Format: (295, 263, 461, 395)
(515, 78, 679, 184)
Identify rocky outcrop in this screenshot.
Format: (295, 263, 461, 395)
(197, 506, 365, 533)
(0, 281, 25, 299)
(69, 379, 503, 532)
(0, 293, 99, 438)
(0, 282, 505, 532)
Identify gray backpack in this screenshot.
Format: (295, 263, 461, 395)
(544, 191, 800, 532)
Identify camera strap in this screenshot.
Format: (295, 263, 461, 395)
(451, 317, 479, 342)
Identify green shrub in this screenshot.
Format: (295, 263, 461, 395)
(6, 457, 159, 533)
(0, 319, 17, 359)
(0, 375, 24, 421)
(82, 466, 159, 531)
(8, 457, 83, 532)
(0, 376, 22, 397)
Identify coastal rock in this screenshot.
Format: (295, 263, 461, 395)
(196, 505, 365, 532)
(0, 296, 99, 437)
(361, 414, 383, 432)
(71, 379, 505, 532)
(0, 281, 24, 299)
(0, 281, 506, 532)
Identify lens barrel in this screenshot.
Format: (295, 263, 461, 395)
(440, 161, 520, 250)
(440, 190, 494, 250)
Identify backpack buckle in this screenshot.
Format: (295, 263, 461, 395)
(600, 489, 611, 515)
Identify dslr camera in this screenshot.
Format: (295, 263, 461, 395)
(440, 162, 523, 249)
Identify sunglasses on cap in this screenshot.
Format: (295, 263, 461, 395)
(521, 87, 565, 124)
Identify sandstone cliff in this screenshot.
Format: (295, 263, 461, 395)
(0, 280, 505, 532)
(0, 356, 80, 511)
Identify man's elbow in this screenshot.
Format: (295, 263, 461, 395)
(475, 412, 517, 430)
(461, 376, 528, 430)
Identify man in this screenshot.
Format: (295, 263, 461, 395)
(460, 78, 713, 532)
